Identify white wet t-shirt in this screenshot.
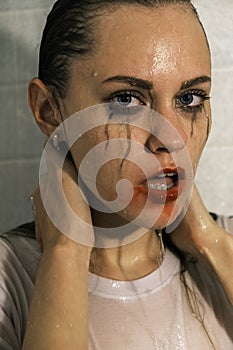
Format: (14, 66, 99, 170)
(0, 217, 233, 349)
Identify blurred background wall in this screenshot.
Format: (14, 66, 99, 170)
(0, 0, 232, 233)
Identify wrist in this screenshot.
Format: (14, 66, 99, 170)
(198, 224, 231, 264)
(43, 238, 92, 270)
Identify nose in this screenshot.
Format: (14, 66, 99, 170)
(145, 109, 188, 154)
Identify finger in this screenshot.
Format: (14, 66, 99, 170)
(38, 138, 95, 246)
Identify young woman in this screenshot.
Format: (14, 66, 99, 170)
(0, 1, 232, 349)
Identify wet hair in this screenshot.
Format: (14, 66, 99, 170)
(39, 0, 208, 99)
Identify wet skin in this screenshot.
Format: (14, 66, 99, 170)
(57, 4, 211, 232)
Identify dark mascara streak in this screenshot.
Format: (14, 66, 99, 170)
(204, 106, 210, 141)
(191, 112, 197, 136)
(105, 111, 113, 150)
(120, 121, 131, 170)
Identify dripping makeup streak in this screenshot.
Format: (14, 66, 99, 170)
(102, 74, 211, 176)
(204, 106, 210, 141)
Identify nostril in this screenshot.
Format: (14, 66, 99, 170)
(144, 145, 169, 154)
(156, 147, 169, 153)
(145, 136, 169, 154)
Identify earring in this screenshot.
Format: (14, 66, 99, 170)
(156, 230, 165, 265)
(29, 195, 36, 219)
(52, 133, 60, 151)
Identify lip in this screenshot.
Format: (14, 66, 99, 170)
(134, 167, 186, 204)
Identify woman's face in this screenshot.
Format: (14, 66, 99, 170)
(59, 4, 211, 230)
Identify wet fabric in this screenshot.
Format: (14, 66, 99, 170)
(0, 218, 233, 349)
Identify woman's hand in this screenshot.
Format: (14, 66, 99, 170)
(170, 184, 217, 257)
(23, 142, 93, 350)
(171, 184, 233, 303)
(31, 140, 94, 252)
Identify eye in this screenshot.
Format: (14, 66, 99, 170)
(106, 91, 146, 118)
(179, 93, 202, 107)
(176, 90, 210, 112)
(110, 91, 145, 108)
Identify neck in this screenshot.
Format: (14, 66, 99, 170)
(90, 229, 164, 281)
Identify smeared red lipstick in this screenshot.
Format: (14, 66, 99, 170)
(134, 167, 185, 204)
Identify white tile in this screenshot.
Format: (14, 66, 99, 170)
(206, 70, 233, 148)
(0, 159, 39, 233)
(0, 84, 44, 160)
(196, 147, 233, 216)
(0, 85, 18, 159)
(12, 8, 48, 83)
(0, 0, 54, 12)
(194, 0, 233, 70)
(0, 8, 51, 85)
(0, 12, 17, 84)
(16, 84, 45, 158)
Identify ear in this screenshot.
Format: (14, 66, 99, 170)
(28, 78, 61, 136)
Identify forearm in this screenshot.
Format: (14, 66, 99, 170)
(22, 243, 91, 350)
(199, 224, 233, 304)
(171, 185, 233, 304)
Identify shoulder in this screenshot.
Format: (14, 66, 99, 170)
(0, 222, 41, 283)
(0, 223, 40, 348)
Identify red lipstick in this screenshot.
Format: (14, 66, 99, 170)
(134, 167, 185, 204)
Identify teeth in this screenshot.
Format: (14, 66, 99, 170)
(147, 182, 174, 191)
(145, 172, 178, 191)
(167, 172, 176, 177)
(157, 172, 176, 178)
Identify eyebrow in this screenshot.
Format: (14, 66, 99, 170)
(102, 75, 211, 91)
(102, 76, 153, 90)
(181, 76, 211, 90)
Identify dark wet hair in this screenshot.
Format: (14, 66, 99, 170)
(39, 0, 207, 98)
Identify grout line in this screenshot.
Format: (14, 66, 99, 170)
(0, 82, 30, 89)
(0, 7, 50, 15)
(0, 158, 41, 166)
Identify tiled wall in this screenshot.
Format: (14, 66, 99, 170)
(193, 0, 233, 215)
(0, 1, 232, 233)
(0, 0, 54, 233)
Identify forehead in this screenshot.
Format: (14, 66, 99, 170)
(90, 4, 210, 77)
(67, 3, 211, 101)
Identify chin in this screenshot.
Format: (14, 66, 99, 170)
(121, 198, 183, 233)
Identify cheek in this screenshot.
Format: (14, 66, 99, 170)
(70, 128, 107, 169)
(96, 160, 121, 200)
(187, 120, 208, 173)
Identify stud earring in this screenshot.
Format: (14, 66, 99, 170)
(29, 195, 36, 219)
(156, 229, 165, 265)
(52, 133, 60, 151)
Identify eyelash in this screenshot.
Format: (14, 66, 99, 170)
(176, 89, 210, 113)
(106, 89, 210, 113)
(108, 90, 146, 105)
